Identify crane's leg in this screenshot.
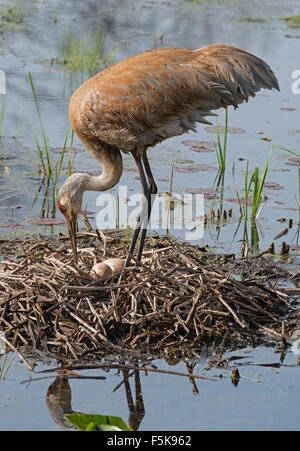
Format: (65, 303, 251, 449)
(136, 151, 157, 261)
(118, 151, 156, 284)
(122, 153, 150, 272)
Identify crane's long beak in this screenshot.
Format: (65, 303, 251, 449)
(66, 213, 78, 264)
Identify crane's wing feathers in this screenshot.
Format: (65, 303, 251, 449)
(70, 44, 279, 151)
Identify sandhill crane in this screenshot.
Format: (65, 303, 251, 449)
(57, 44, 279, 268)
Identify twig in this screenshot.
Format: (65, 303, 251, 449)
(0, 335, 33, 371)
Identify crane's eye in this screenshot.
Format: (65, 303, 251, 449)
(58, 201, 66, 214)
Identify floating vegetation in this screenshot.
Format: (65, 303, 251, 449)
(176, 164, 217, 173)
(236, 17, 269, 24)
(284, 14, 300, 28)
(0, 0, 29, 31)
(182, 140, 216, 153)
(26, 218, 65, 226)
(264, 182, 284, 191)
(0, 233, 296, 361)
(184, 0, 211, 4)
(65, 413, 132, 431)
(205, 125, 246, 134)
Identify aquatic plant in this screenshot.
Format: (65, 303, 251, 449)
(281, 146, 300, 158)
(0, 331, 17, 381)
(0, 97, 5, 145)
(184, 0, 212, 4)
(236, 16, 268, 24)
(233, 149, 272, 222)
(29, 73, 73, 217)
(284, 14, 300, 27)
(0, 0, 28, 29)
(250, 152, 271, 220)
(65, 413, 132, 431)
(215, 108, 228, 171)
(57, 27, 117, 75)
(298, 168, 300, 225)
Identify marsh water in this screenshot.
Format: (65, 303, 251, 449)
(0, 0, 300, 431)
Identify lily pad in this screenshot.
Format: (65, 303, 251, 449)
(224, 197, 253, 206)
(285, 34, 300, 39)
(264, 182, 284, 190)
(191, 146, 215, 153)
(289, 245, 300, 251)
(271, 200, 284, 206)
(124, 168, 137, 173)
(186, 188, 218, 194)
(205, 126, 246, 134)
(173, 159, 194, 164)
(65, 413, 132, 432)
(186, 188, 217, 199)
(176, 164, 217, 173)
(285, 158, 300, 165)
(182, 140, 216, 148)
(26, 218, 65, 226)
(52, 147, 83, 154)
(0, 223, 25, 228)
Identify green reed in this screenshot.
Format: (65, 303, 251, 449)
(29, 73, 72, 217)
(233, 149, 272, 221)
(215, 108, 228, 171)
(0, 330, 18, 381)
(298, 168, 300, 225)
(59, 26, 117, 75)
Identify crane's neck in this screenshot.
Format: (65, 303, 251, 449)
(82, 139, 123, 192)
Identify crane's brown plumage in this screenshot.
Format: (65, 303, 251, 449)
(69, 44, 279, 151)
(58, 44, 279, 268)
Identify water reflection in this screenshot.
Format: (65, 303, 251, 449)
(41, 353, 222, 430)
(45, 369, 145, 431)
(46, 377, 74, 429)
(40, 338, 300, 430)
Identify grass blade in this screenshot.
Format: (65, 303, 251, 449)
(53, 127, 69, 214)
(251, 148, 272, 220)
(215, 108, 228, 171)
(28, 72, 52, 179)
(30, 117, 46, 176)
(298, 168, 300, 225)
(68, 129, 74, 177)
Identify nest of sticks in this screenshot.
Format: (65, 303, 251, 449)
(0, 232, 295, 360)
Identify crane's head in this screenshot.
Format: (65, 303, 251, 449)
(57, 174, 87, 264)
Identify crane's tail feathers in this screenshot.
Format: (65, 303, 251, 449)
(196, 44, 279, 110)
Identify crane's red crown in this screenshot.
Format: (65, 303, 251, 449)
(58, 201, 66, 215)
